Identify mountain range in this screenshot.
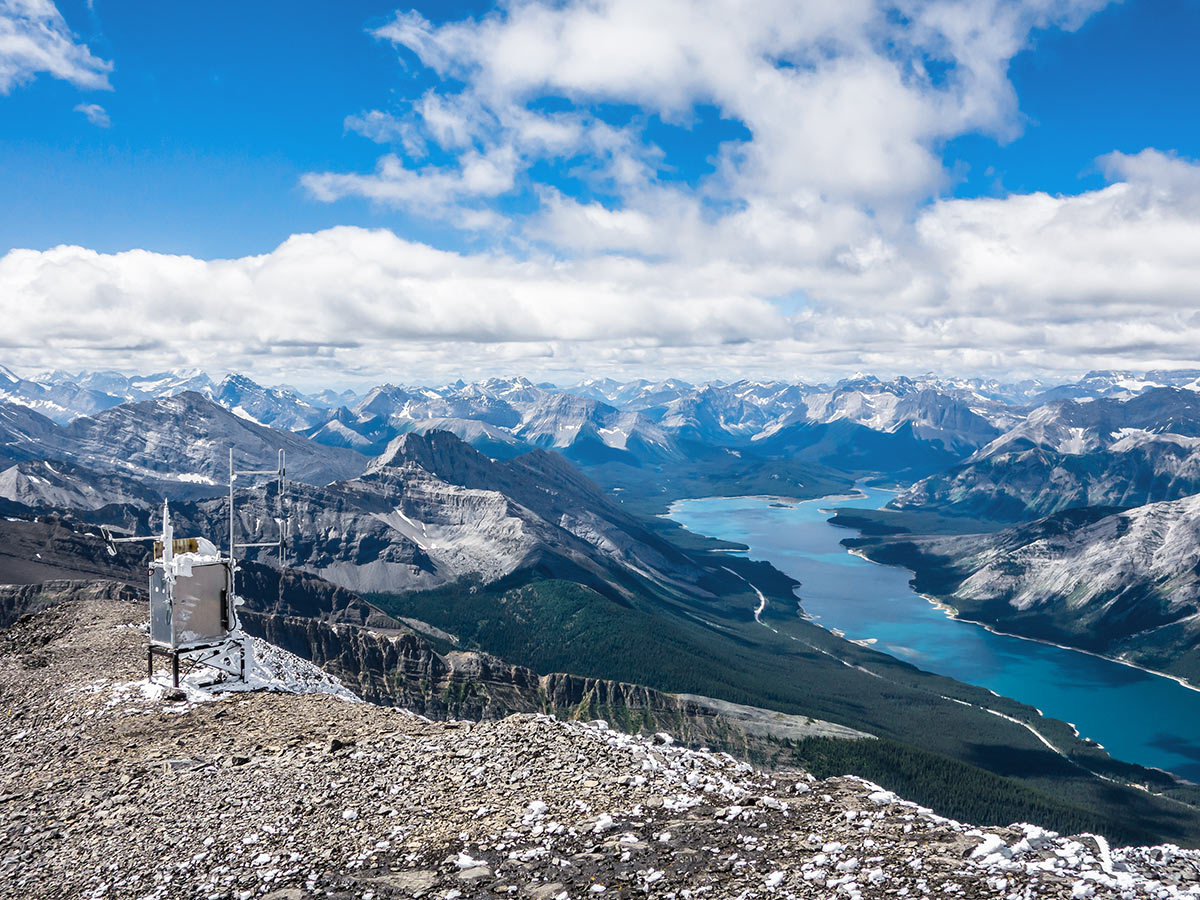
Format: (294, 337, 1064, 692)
(6, 365, 1200, 845)
(0, 368, 1148, 449)
(0, 391, 365, 503)
(892, 388, 1200, 520)
(3, 366, 1197, 492)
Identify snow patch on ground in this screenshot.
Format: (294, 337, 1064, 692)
(175, 472, 217, 485)
(230, 405, 265, 426)
(220, 636, 360, 701)
(99, 629, 359, 706)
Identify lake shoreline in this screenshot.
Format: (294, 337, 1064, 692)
(668, 489, 1200, 782)
(676, 491, 1200, 700)
(842, 548, 1200, 699)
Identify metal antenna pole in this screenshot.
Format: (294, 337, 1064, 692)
(229, 446, 290, 567)
(229, 446, 236, 597)
(276, 448, 287, 566)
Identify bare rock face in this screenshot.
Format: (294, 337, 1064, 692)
(0, 399, 68, 463)
(3, 595, 1198, 900)
(0, 459, 161, 510)
(0, 391, 367, 506)
(0, 579, 139, 629)
(167, 429, 724, 602)
(235, 608, 868, 761)
(60, 391, 368, 488)
(0, 518, 145, 590)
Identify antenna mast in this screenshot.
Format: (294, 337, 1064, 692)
(227, 447, 289, 594)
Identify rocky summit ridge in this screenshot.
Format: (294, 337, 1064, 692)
(3, 594, 1199, 900)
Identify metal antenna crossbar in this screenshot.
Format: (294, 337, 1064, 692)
(228, 447, 289, 590)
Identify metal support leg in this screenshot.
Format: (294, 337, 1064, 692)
(172, 653, 180, 688)
(148, 648, 153, 681)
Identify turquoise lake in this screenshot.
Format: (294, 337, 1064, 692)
(670, 487, 1200, 782)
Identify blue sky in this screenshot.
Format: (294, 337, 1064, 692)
(1, 0, 1199, 385)
(4, 0, 1198, 258)
(947, 0, 1200, 198)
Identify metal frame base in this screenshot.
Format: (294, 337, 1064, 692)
(147, 634, 249, 689)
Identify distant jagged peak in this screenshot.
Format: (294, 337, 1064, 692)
(447, 375, 546, 406)
(216, 371, 263, 391)
(126, 367, 216, 396)
(1079, 368, 1140, 382)
(365, 429, 493, 481)
(307, 386, 360, 410)
(215, 372, 315, 404)
(522, 390, 612, 416)
(976, 385, 1200, 459)
(358, 382, 411, 400)
(353, 382, 419, 417)
(572, 375, 626, 391)
(478, 374, 536, 391)
(210, 373, 327, 431)
(839, 371, 882, 388)
(649, 377, 693, 391)
(1031, 369, 1200, 404)
(830, 373, 921, 395)
(128, 388, 223, 415)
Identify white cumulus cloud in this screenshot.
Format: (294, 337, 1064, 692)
(0, 226, 789, 383)
(313, 0, 1113, 220)
(74, 100, 108, 126)
(0, 0, 112, 94)
(8, 1, 1200, 385)
(5, 149, 1200, 385)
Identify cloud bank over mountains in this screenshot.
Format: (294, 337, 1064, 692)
(3, 0, 1199, 383)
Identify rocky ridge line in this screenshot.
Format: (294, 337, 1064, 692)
(241, 607, 869, 758)
(0, 576, 869, 766)
(2, 596, 1199, 899)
